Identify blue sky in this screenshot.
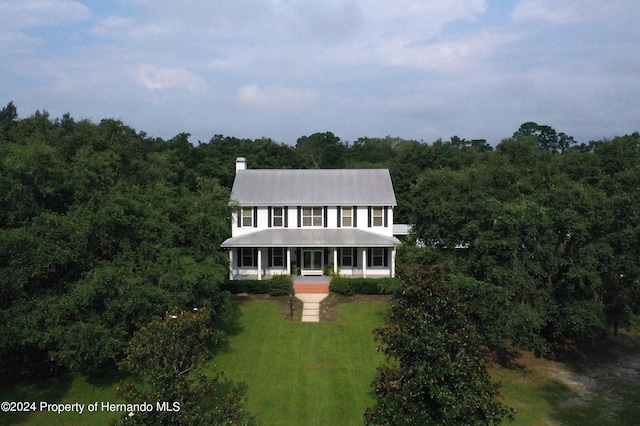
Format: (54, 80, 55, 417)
(1, 0, 638, 145)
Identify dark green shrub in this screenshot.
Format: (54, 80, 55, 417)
(268, 274, 294, 296)
(329, 276, 400, 295)
(222, 275, 293, 296)
(221, 279, 269, 294)
(329, 275, 353, 296)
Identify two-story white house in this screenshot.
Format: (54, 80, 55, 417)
(221, 158, 401, 280)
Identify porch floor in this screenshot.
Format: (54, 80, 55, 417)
(293, 276, 330, 284)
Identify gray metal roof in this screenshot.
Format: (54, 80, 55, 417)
(231, 169, 397, 206)
(220, 229, 401, 248)
(393, 224, 412, 235)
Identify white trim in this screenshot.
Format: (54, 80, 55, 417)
(391, 247, 396, 278)
(362, 248, 367, 278)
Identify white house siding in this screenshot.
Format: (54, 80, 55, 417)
(233, 206, 394, 235)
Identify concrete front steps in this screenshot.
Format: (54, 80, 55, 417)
(294, 284, 330, 322)
(295, 293, 328, 322)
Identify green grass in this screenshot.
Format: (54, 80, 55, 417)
(210, 300, 387, 426)
(0, 374, 122, 425)
(4, 306, 638, 426)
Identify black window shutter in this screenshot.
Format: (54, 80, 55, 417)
(353, 247, 358, 267)
(268, 207, 272, 228)
(296, 248, 301, 268)
(324, 248, 329, 264)
(337, 206, 341, 228)
(297, 206, 301, 228)
(384, 248, 389, 267)
(237, 248, 243, 267)
(284, 206, 289, 228)
(253, 207, 258, 228)
(353, 206, 357, 227)
(323, 206, 328, 227)
(237, 209, 241, 228)
(268, 248, 273, 267)
(253, 248, 258, 266)
(367, 248, 372, 267)
(384, 206, 388, 227)
(368, 206, 372, 227)
(336, 248, 341, 266)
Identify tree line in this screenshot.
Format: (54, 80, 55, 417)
(1, 102, 639, 422)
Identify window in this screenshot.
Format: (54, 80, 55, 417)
(372, 207, 383, 226)
(272, 207, 283, 227)
(302, 207, 323, 227)
(241, 207, 253, 227)
(340, 248, 353, 267)
(341, 207, 352, 227)
(270, 248, 284, 267)
(239, 248, 256, 267)
(369, 248, 387, 267)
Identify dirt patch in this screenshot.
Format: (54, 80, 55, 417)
(544, 334, 640, 416)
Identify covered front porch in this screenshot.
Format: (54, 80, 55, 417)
(220, 228, 401, 281)
(226, 246, 396, 280)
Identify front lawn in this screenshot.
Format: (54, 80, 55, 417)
(209, 300, 387, 425)
(4, 300, 636, 426)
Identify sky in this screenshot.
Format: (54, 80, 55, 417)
(1, 0, 639, 146)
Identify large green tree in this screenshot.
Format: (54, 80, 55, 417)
(114, 308, 249, 425)
(0, 107, 233, 379)
(407, 132, 640, 356)
(365, 265, 512, 425)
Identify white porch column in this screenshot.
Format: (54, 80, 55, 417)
(286, 248, 291, 275)
(362, 248, 367, 278)
(229, 249, 234, 280)
(257, 248, 262, 280)
(333, 248, 338, 275)
(391, 247, 396, 278)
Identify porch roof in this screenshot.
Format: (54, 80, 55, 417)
(220, 228, 401, 248)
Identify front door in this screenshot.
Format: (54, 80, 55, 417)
(302, 249, 323, 275)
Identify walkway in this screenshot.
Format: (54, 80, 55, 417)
(293, 276, 330, 322)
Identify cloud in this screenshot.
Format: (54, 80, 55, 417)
(284, 0, 365, 45)
(511, 0, 583, 24)
(511, 0, 640, 25)
(0, 31, 40, 55)
(380, 30, 515, 72)
(0, 0, 91, 29)
(237, 84, 317, 111)
(134, 64, 207, 91)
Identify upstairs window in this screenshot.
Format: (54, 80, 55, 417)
(302, 207, 323, 227)
(272, 207, 283, 227)
(372, 207, 383, 226)
(341, 207, 352, 227)
(368, 206, 388, 227)
(241, 207, 254, 227)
